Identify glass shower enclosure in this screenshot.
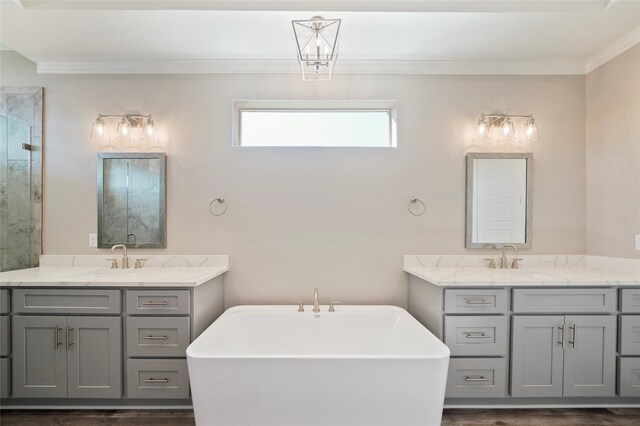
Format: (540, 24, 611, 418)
(0, 87, 44, 272)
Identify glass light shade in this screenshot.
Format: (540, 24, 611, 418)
(90, 116, 110, 142)
(140, 115, 158, 143)
(116, 117, 132, 141)
(501, 115, 514, 137)
(525, 116, 539, 142)
(477, 114, 491, 139)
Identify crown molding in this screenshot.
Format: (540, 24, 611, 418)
(19, 1, 608, 13)
(586, 26, 640, 73)
(36, 59, 587, 75)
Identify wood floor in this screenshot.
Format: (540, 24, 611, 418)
(1, 408, 640, 425)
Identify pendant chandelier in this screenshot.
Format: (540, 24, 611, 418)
(292, 16, 341, 81)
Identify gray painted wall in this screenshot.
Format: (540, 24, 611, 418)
(0, 51, 587, 306)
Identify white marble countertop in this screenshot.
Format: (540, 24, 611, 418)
(0, 266, 228, 288)
(404, 255, 640, 287)
(404, 266, 640, 287)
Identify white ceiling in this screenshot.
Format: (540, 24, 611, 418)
(1, 0, 639, 74)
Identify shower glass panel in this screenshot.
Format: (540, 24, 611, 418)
(0, 87, 44, 272)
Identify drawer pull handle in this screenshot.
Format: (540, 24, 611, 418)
(143, 378, 169, 383)
(142, 301, 169, 306)
(464, 376, 491, 382)
(141, 335, 169, 340)
(558, 324, 565, 349)
(465, 299, 492, 305)
(464, 332, 490, 338)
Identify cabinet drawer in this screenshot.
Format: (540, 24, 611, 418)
(619, 357, 640, 397)
(620, 316, 640, 355)
(0, 316, 9, 357)
(127, 359, 189, 399)
(444, 289, 507, 314)
(0, 358, 9, 399)
(0, 289, 9, 314)
(621, 289, 640, 313)
(127, 317, 190, 357)
(12, 289, 121, 314)
(444, 316, 507, 356)
(126, 290, 190, 315)
(446, 358, 506, 398)
(512, 288, 616, 313)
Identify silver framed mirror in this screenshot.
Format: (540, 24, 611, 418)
(465, 152, 532, 249)
(97, 153, 166, 248)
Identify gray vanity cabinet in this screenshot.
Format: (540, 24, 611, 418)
(12, 315, 122, 398)
(511, 316, 564, 397)
(511, 315, 616, 397)
(66, 316, 122, 398)
(12, 316, 68, 398)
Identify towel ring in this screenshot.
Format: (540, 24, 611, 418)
(209, 197, 227, 216)
(408, 197, 425, 216)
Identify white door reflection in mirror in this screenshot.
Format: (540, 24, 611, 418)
(466, 153, 532, 249)
(473, 158, 527, 244)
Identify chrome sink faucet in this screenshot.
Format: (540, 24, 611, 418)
(313, 288, 320, 313)
(499, 244, 518, 269)
(110, 244, 129, 269)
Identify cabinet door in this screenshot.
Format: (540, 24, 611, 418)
(511, 315, 564, 397)
(12, 316, 67, 398)
(563, 315, 616, 397)
(67, 316, 122, 399)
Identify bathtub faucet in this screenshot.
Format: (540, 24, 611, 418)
(313, 288, 320, 313)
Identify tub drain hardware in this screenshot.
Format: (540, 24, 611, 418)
(408, 197, 425, 216)
(209, 197, 227, 216)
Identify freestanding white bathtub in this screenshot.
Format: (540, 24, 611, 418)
(187, 305, 450, 426)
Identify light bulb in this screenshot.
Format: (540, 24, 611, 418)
(91, 116, 110, 142)
(501, 116, 512, 136)
(477, 114, 490, 137)
(145, 116, 155, 136)
(525, 116, 538, 141)
(119, 118, 130, 137)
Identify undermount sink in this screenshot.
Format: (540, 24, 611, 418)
(92, 268, 138, 275)
(489, 269, 554, 280)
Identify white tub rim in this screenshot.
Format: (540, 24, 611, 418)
(186, 304, 450, 360)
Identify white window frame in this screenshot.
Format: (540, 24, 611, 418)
(232, 100, 397, 147)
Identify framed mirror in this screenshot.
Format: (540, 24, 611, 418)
(466, 153, 532, 249)
(97, 153, 166, 248)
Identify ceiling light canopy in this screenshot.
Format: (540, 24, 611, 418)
(292, 16, 341, 81)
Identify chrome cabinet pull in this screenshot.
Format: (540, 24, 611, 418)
(464, 376, 491, 382)
(464, 331, 490, 339)
(569, 324, 576, 348)
(141, 335, 169, 340)
(66, 326, 74, 351)
(141, 300, 169, 306)
(53, 325, 62, 350)
(558, 324, 565, 349)
(465, 299, 492, 305)
(143, 378, 169, 383)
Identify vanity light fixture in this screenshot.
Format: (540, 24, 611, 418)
(90, 113, 157, 143)
(292, 16, 341, 81)
(475, 113, 539, 142)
